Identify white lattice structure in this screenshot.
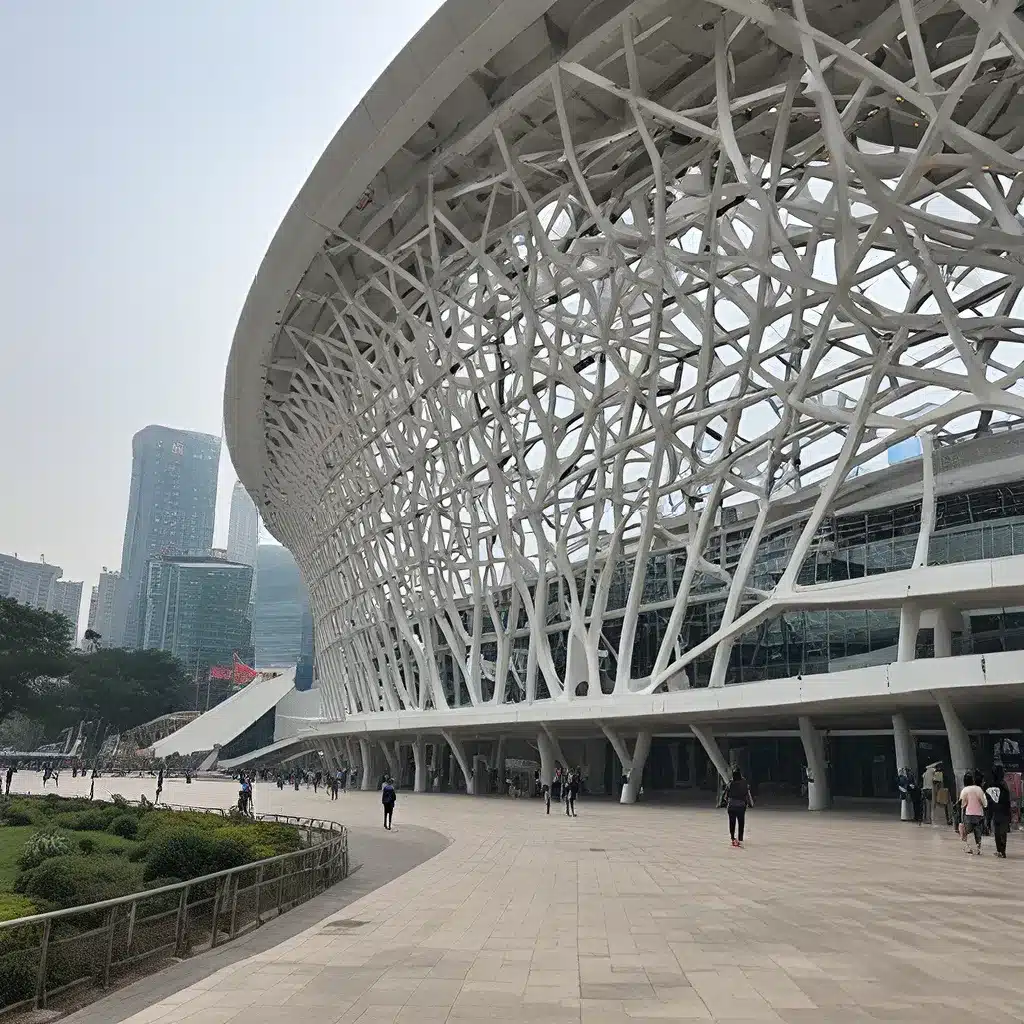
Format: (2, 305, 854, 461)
(225, 0, 1024, 791)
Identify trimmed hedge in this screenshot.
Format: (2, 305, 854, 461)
(1, 796, 305, 920)
(14, 855, 144, 911)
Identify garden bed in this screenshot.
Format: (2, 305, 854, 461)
(0, 794, 335, 1017)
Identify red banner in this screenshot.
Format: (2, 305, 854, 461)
(208, 665, 233, 680)
(232, 654, 258, 686)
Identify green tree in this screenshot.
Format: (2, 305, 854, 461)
(37, 648, 192, 735)
(0, 598, 74, 722)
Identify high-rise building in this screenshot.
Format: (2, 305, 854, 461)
(113, 426, 221, 648)
(141, 554, 254, 686)
(253, 544, 313, 670)
(51, 580, 83, 635)
(86, 569, 121, 643)
(226, 481, 259, 569)
(0, 553, 62, 610)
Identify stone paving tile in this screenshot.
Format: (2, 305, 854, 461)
(42, 778, 1024, 1024)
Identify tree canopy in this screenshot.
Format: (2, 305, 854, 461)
(0, 597, 74, 722)
(36, 648, 194, 735)
(1, 599, 193, 746)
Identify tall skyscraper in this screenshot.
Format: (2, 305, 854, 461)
(141, 554, 254, 692)
(0, 553, 62, 610)
(113, 425, 221, 648)
(51, 580, 83, 635)
(0, 554, 83, 635)
(253, 544, 313, 671)
(86, 568, 121, 642)
(226, 481, 259, 569)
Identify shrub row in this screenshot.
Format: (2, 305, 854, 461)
(1, 797, 305, 915)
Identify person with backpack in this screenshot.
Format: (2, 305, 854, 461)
(724, 768, 754, 847)
(986, 766, 1012, 859)
(382, 776, 397, 830)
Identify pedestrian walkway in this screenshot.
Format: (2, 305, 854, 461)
(50, 778, 1024, 1023)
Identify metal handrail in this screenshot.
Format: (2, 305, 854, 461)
(0, 804, 351, 1016)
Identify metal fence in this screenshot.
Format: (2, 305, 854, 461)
(0, 807, 349, 1017)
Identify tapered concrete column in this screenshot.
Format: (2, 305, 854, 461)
(897, 603, 921, 662)
(380, 740, 399, 781)
(690, 724, 732, 784)
(491, 736, 506, 782)
(933, 609, 956, 658)
(620, 731, 651, 804)
(937, 696, 972, 787)
(892, 714, 915, 821)
(537, 730, 556, 790)
(798, 716, 829, 811)
(358, 737, 373, 791)
(600, 725, 652, 804)
(441, 730, 475, 794)
(543, 725, 569, 773)
(413, 735, 427, 793)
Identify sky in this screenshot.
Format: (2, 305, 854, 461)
(0, 0, 443, 629)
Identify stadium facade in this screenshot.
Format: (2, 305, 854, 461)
(215, 0, 1024, 803)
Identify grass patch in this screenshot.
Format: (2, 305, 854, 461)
(0, 827, 36, 891)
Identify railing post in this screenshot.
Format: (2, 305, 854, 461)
(34, 919, 51, 1009)
(102, 906, 117, 989)
(173, 885, 190, 957)
(277, 867, 285, 916)
(125, 899, 137, 958)
(228, 873, 240, 939)
(209, 877, 225, 949)
(254, 864, 265, 927)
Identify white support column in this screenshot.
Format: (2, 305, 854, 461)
(441, 730, 475, 794)
(543, 725, 569, 773)
(690, 724, 732, 785)
(600, 724, 652, 805)
(380, 740, 399, 781)
(358, 737, 373, 791)
(892, 713, 915, 821)
(620, 731, 651, 804)
(491, 735, 506, 782)
(937, 696, 973, 788)
(933, 608, 956, 659)
(537, 730, 556, 791)
(413, 735, 427, 793)
(897, 602, 921, 662)
(798, 716, 830, 811)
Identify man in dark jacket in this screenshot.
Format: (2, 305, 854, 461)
(382, 777, 397, 830)
(987, 765, 1013, 858)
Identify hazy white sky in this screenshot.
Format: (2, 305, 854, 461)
(0, 0, 443, 625)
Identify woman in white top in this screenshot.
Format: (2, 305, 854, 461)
(959, 771, 988, 855)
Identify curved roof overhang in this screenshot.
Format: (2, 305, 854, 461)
(225, 0, 562, 518)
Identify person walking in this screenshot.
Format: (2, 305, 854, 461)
(725, 768, 754, 847)
(4, 764, 13, 797)
(155, 767, 164, 804)
(382, 777, 397, 830)
(566, 770, 579, 816)
(959, 771, 988, 855)
(986, 766, 1012, 859)
(907, 771, 923, 825)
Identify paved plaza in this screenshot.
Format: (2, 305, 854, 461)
(21, 776, 1021, 1024)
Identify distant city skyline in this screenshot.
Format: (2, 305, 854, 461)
(0, 0, 446, 629)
